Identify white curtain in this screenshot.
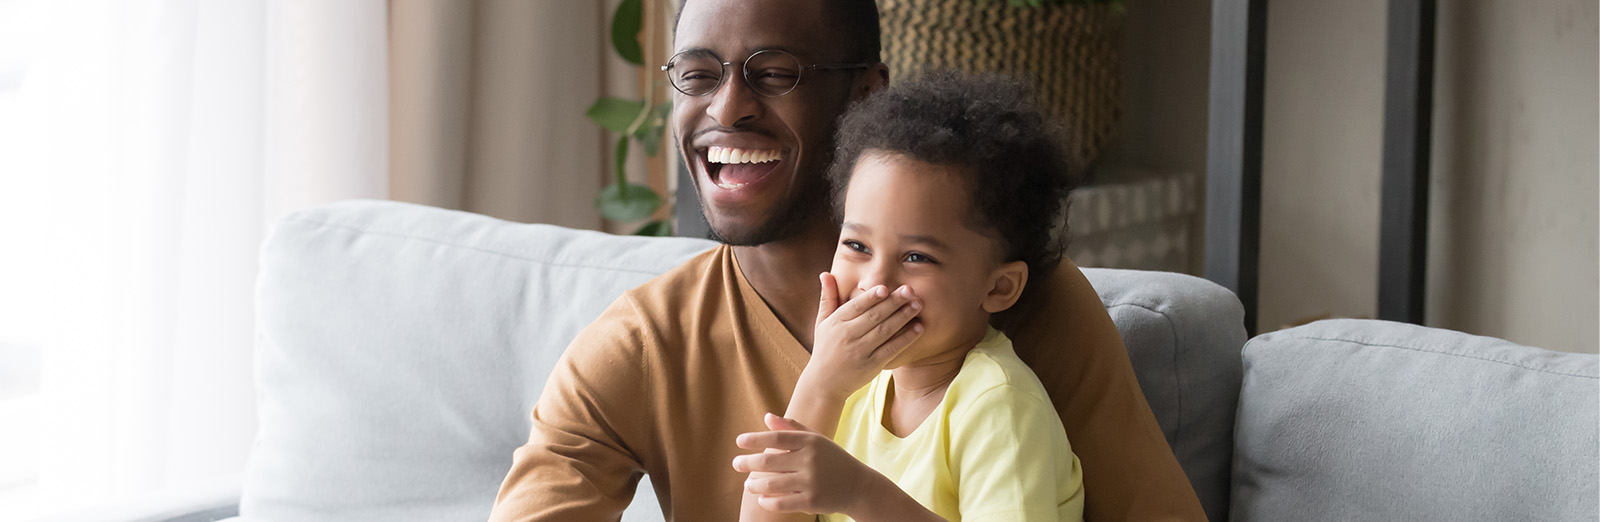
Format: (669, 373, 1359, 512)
(388, 0, 614, 230)
(386, 0, 678, 234)
(0, 0, 386, 518)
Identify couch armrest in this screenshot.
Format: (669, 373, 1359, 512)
(37, 474, 240, 522)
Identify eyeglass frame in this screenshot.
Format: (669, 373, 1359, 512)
(660, 49, 876, 98)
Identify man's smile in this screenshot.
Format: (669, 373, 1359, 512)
(698, 145, 787, 191)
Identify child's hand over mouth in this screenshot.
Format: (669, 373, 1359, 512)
(798, 271, 924, 402)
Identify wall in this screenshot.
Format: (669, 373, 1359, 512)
(1107, 0, 1598, 353)
(1103, 0, 1212, 179)
(1256, 0, 1389, 332)
(1259, 0, 1598, 352)
(1426, 0, 1598, 353)
(1100, 0, 1214, 276)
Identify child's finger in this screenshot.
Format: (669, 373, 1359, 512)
(869, 320, 925, 365)
(756, 492, 812, 514)
(763, 412, 814, 433)
(744, 472, 804, 497)
(827, 284, 893, 323)
(843, 286, 917, 339)
(856, 293, 922, 348)
(731, 448, 798, 473)
(815, 272, 841, 327)
(735, 429, 811, 452)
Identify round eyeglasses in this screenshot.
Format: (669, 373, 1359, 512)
(661, 49, 874, 98)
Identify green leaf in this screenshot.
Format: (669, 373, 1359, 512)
(587, 97, 646, 134)
(596, 182, 662, 222)
(611, 0, 644, 65)
(633, 219, 672, 236)
(632, 101, 672, 157)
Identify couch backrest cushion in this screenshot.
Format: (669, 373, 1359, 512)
(245, 200, 1246, 521)
(245, 201, 715, 521)
(1085, 269, 1247, 522)
(1231, 319, 1599, 522)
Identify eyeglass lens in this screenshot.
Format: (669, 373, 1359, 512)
(666, 50, 803, 97)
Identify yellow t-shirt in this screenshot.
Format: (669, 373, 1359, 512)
(823, 328, 1085, 522)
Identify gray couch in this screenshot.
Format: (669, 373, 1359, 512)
(85, 200, 1597, 521)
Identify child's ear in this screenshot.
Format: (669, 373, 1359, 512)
(981, 260, 1028, 313)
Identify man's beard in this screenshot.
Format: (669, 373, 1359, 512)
(692, 122, 843, 246)
(702, 171, 833, 246)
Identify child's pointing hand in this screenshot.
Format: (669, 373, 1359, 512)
(733, 413, 884, 517)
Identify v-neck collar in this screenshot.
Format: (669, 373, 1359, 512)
(868, 327, 1007, 443)
(725, 245, 811, 375)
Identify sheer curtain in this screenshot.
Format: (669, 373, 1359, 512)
(388, 0, 610, 230)
(0, 0, 385, 518)
(386, 0, 677, 233)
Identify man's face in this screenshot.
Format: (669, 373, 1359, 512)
(671, 0, 866, 245)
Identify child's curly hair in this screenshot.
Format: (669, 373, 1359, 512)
(828, 70, 1081, 293)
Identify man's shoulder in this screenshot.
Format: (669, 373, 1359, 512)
(568, 244, 733, 349)
(619, 243, 732, 310)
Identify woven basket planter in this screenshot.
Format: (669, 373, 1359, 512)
(877, 0, 1124, 168)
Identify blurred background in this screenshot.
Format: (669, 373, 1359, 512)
(0, 0, 1593, 519)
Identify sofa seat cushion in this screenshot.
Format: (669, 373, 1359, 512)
(1231, 319, 1599, 522)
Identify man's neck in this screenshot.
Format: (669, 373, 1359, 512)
(732, 220, 836, 350)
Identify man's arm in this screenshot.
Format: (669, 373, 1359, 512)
(489, 298, 655, 521)
(995, 258, 1207, 522)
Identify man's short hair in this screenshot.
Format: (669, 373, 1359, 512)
(673, 0, 882, 63)
(827, 70, 1081, 287)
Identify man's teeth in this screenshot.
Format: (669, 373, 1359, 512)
(707, 146, 781, 164)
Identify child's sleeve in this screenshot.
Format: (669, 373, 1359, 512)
(950, 385, 1085, 522)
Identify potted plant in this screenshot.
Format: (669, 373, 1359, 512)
(586, 0, 674, 236)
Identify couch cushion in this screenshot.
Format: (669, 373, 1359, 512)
(1231, 319, 1599, 522)
(244, 200, 714, 521)
(1084, 269, 1247, 522)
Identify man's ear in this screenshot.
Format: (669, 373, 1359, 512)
(853, 62, 890, 101)
(981, 260, 1028, 314)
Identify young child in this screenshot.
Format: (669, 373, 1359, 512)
(731, 71, 1085, 522)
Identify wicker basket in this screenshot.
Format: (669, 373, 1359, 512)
(877, 0, 1124, 168)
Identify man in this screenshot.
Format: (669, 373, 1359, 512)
(489, 0, 1207, 520)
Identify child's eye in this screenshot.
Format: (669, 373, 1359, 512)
(843, 240, 869, 254)
(904, 252, 936, 264)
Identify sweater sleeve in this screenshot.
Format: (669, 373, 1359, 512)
(488, 294, 657, 522)
(994, 258, 1206, 522)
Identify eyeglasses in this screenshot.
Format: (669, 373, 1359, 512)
(661, 49, 874, 98)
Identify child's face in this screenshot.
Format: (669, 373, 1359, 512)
(830, 151, 1025, 368)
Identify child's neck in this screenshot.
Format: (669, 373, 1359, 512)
(882, 328, 988, 438)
